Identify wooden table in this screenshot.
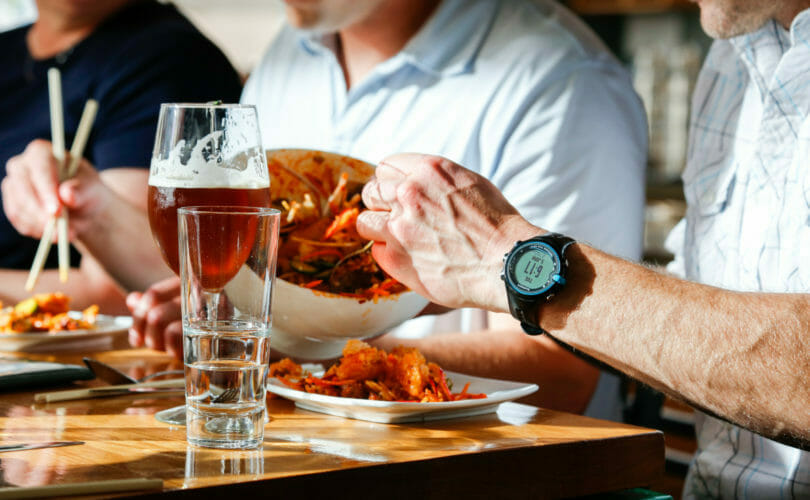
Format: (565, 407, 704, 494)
(0, 349, 664, 498)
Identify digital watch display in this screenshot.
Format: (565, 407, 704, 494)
(501, 233, 575, 335)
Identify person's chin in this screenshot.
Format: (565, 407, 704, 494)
(284, 4, 324, 31)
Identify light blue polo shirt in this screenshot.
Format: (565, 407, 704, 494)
(244, 0, 648, 421)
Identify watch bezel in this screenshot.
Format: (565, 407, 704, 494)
(503, 241, 563, 297)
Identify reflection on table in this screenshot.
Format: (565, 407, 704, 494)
(0, 348, 664, 498)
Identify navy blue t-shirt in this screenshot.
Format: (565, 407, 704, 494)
(0, 1, 243, 269)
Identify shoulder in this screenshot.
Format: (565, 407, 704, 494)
(95, 2, 236, 75)
(0, 25, 29, 65)
(477, 0, 631, 98)
(86, 2, 241, 102)
(0, 25, 28, 44)
(485, 0, 615, 66)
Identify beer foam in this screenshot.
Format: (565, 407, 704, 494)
(149, 135, 269, 189)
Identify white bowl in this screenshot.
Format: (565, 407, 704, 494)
(270, 280, 428, 359)
(266, 149, 428, 359)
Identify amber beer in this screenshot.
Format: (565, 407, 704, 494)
(148, 185, 271, 276)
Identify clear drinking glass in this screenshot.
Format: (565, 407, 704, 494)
(179, 206, 280, 449)
(148, 103, 270, 426)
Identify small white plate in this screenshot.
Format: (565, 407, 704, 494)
(0, 315, 132, 352)
(267, 370, 538, 424)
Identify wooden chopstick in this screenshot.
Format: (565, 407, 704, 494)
(56, 99, 98, 283)
(34, 378, 185, 403)
(0, 478, 163, 499)
(25, 68, 98, 290)
(24, 69, 65, 291)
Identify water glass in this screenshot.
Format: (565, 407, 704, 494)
(178, 205, 280, 449)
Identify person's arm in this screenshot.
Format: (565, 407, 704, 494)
(357, 153, 810, 448)
(2, 141, 171, 292)
(70, 167, 171, 290)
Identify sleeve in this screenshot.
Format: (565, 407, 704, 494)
(487, 61, 649, 261)
(88, 27, 243, 170)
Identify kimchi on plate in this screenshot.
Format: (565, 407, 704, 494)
(270, 340, 485, 403)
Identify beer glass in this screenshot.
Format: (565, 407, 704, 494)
(148, 103, 270, 425)
(179, 206, 279, 449)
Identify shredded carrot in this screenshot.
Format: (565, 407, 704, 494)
(303, 280, 323, 289)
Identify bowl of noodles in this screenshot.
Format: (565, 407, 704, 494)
(267, 149, 429, 359)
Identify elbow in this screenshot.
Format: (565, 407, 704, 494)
(520, 361, 601, 415)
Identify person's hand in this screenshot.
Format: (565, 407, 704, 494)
(126, 276, 183, 359)
(357, 154, 540, 312)
(2, 139, 113, 241)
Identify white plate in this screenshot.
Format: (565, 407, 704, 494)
(0, 315, 132, 352)
(267, 370, 538, 424)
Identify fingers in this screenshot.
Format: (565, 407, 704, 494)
(361, 174, 401, 212)
(13, 140, 62, 214)
(356, 210, 390, 242)
(361, 153, 415, 211)
(58, 158, 97, 209)
(127, 277, 182, 353)
(164, 322, 183, 360)
(142, 299, 182, 352)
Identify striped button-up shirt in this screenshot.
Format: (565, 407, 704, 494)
(666, 10, 810, 499)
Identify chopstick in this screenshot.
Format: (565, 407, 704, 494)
(25, 67, 98, 291)
(34, 378, 184, 403)
(0, 478, 163, 499)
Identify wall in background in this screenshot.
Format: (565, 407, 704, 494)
(170, 0, 285, 77)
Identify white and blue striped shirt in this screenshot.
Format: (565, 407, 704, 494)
(666, 10, 810, 499)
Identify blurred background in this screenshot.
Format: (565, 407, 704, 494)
(1, 0, 710, 496)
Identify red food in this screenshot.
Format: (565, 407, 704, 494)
(269, 340, 486, 402)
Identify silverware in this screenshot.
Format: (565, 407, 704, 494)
(0, 441, 84, 452)
(88, 387, 184, 395)
(82, 357, 183, 385)
(35, 378, 185, 403)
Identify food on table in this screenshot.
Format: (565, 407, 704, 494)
(0, 293, 98, 333)
(269, 340, 486, 402)
(268, 149, 407, 301)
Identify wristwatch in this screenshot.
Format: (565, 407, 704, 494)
(501, 233, 575, 335)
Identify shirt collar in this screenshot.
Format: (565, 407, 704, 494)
(728, 8, 810, 84)
(295, 0, 499, 77)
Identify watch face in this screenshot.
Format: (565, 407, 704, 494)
(506, 242, 560, 294)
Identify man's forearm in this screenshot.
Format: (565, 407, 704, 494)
(76, 197, 171, 292)
(542, 243, 810, 447)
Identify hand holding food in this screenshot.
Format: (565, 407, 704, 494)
(357, 154, 538, 312)
(2, 139, 110, 241)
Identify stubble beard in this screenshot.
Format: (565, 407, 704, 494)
(698, 0, 777, 38)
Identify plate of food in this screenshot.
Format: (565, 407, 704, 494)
(267, 340, 538, 423)
(0, 293, 131, 352)
(266, 149, 429, 359)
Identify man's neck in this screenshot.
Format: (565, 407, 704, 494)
(27, 0, 132, 59)
(775, 1, 810, 29)
(337, 0, 440, 89)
